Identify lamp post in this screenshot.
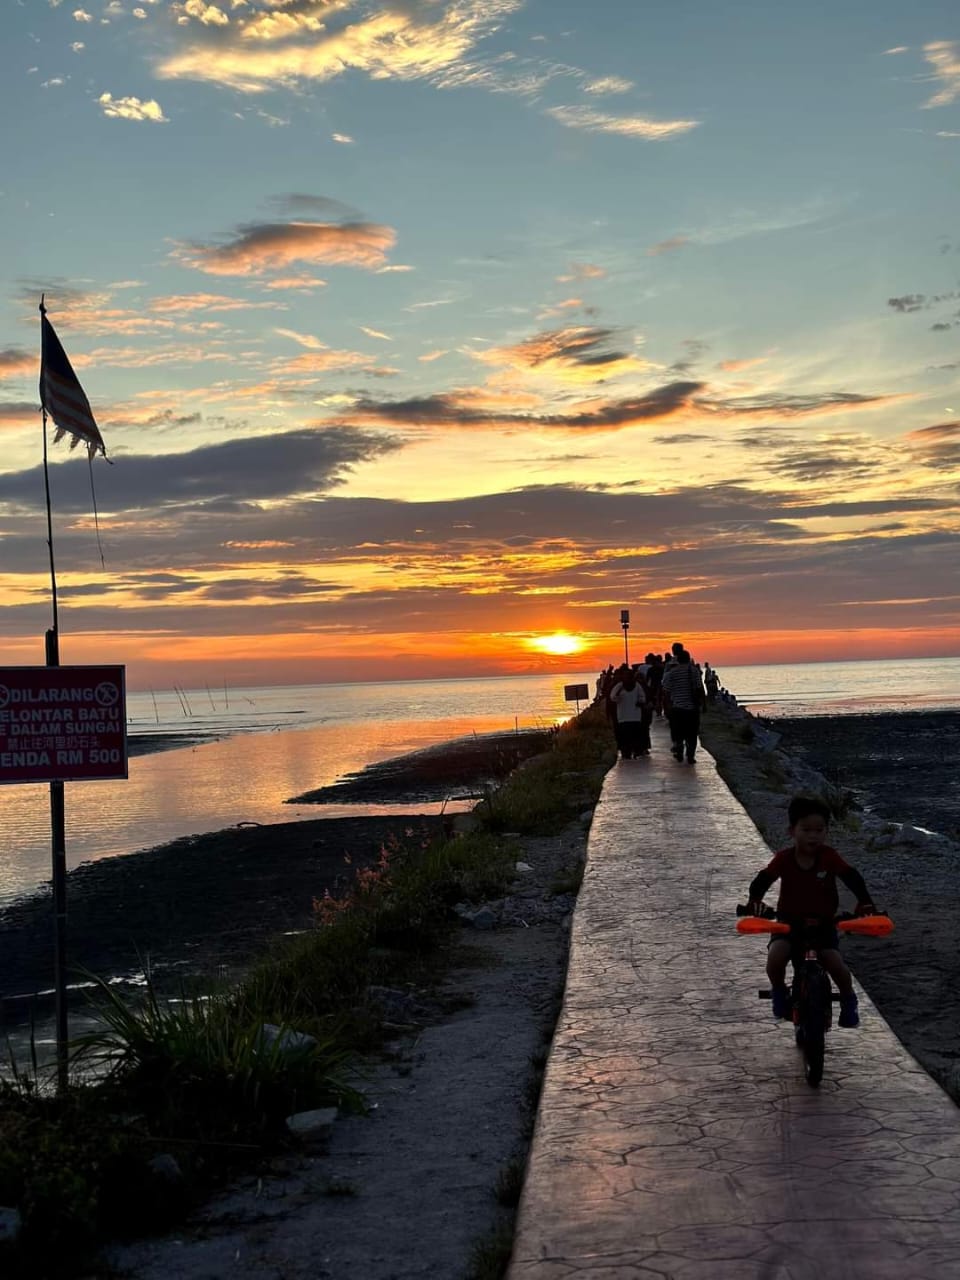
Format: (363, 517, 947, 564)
(620, 609, 630, 665)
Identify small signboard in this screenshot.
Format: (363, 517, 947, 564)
(0, 665, 127, 784)
(564, 683, 590, 702)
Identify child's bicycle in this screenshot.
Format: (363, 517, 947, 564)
(735, 904, 894, 1087)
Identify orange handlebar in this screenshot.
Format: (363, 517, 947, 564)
(838, 914, 894, 937)
(736, 914, 894, 938)
(736, 917, 790, 935)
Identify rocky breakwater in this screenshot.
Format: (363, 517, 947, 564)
(698, 701, 960, 1101)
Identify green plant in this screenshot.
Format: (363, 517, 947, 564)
(71, 972, 358, 1142)
(476, 712, 614, 835)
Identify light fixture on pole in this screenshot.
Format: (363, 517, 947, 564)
(620, 609, 630, 665)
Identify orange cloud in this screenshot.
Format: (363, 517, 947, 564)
(717, 355, 769, 372)
(264, 275, 328, 290)
(150, 292, 280, 313)
(477, 326, 647, 383)
(905, 421, 960, 441)
(281, 350, 397, 375)
(0, 349, 34, 380)
(173, 220, 396, 276)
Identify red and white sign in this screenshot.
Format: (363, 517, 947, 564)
(0, 665, 127, 784)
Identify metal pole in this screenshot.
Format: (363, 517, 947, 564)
(45, 627, 68, 1096)
(41, 309, 70, 1093)
(622, 625, 629, 666)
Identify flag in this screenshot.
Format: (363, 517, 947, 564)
(39, 304, 107, 459)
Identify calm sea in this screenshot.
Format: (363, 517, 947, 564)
(2, 658, 959, 905)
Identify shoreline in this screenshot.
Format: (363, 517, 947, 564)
(0, 730, 554, 1010)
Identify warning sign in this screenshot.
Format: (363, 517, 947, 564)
(0, 665, 128, 784)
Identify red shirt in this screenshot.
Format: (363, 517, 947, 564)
(762, 845, 853, 920)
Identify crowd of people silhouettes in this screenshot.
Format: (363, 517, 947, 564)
(595, 643, 728, 764)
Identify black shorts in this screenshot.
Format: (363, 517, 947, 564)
(768, 921, 840, 951)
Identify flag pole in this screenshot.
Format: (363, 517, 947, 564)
(40, 294, 69, 1094)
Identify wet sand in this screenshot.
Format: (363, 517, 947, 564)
(288, 728, 551, 804)
(0, 816, 436, 1019)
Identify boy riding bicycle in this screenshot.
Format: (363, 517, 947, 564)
(746, 795, 877, 1028)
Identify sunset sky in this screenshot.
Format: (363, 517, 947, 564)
(1, 0, 959, 689)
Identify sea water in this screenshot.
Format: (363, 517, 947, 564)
(2, 658, 959, 905)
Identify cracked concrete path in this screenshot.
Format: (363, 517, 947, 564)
(509, 727, 960, 1279)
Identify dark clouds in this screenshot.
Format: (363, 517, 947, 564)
(346, 382, 704, 430)
(0, 427, 399, 513)
(2, 471, 957, 647)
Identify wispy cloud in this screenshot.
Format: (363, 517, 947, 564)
(275, 327, 329, 352)
(545, 105, 700, 139)
(173, 219, 396, 276)
(344, 382, 703, 432)
(98, 92, 168, 122)
(150, 292, 280, 313)
(157, 0, 525, 94)
(648, 235, 690, 256)
(556, 263, 606, 283)
(476, 325, 647, 382)
(582, 75, 633, 95)
(922, 41, 960, 108)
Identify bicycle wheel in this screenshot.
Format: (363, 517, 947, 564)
(801, 973, 825, 1087)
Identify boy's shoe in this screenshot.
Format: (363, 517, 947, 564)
(838, 993, 860, 1028)
(671, 746, 683, 760)
(771, 985, 789, 1019)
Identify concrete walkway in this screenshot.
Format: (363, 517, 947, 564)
(509, 726, 960, 1279)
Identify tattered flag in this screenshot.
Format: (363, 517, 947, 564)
(39, 304, 107, 459)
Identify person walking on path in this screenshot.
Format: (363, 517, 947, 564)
(608, 666, 651, 759)
(704, 663, 720, 702)
(660, 648, 705, 763)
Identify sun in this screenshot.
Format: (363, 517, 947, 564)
(528, 633, 586, 657)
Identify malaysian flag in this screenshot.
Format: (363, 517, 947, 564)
(39, 303, 107, 459)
